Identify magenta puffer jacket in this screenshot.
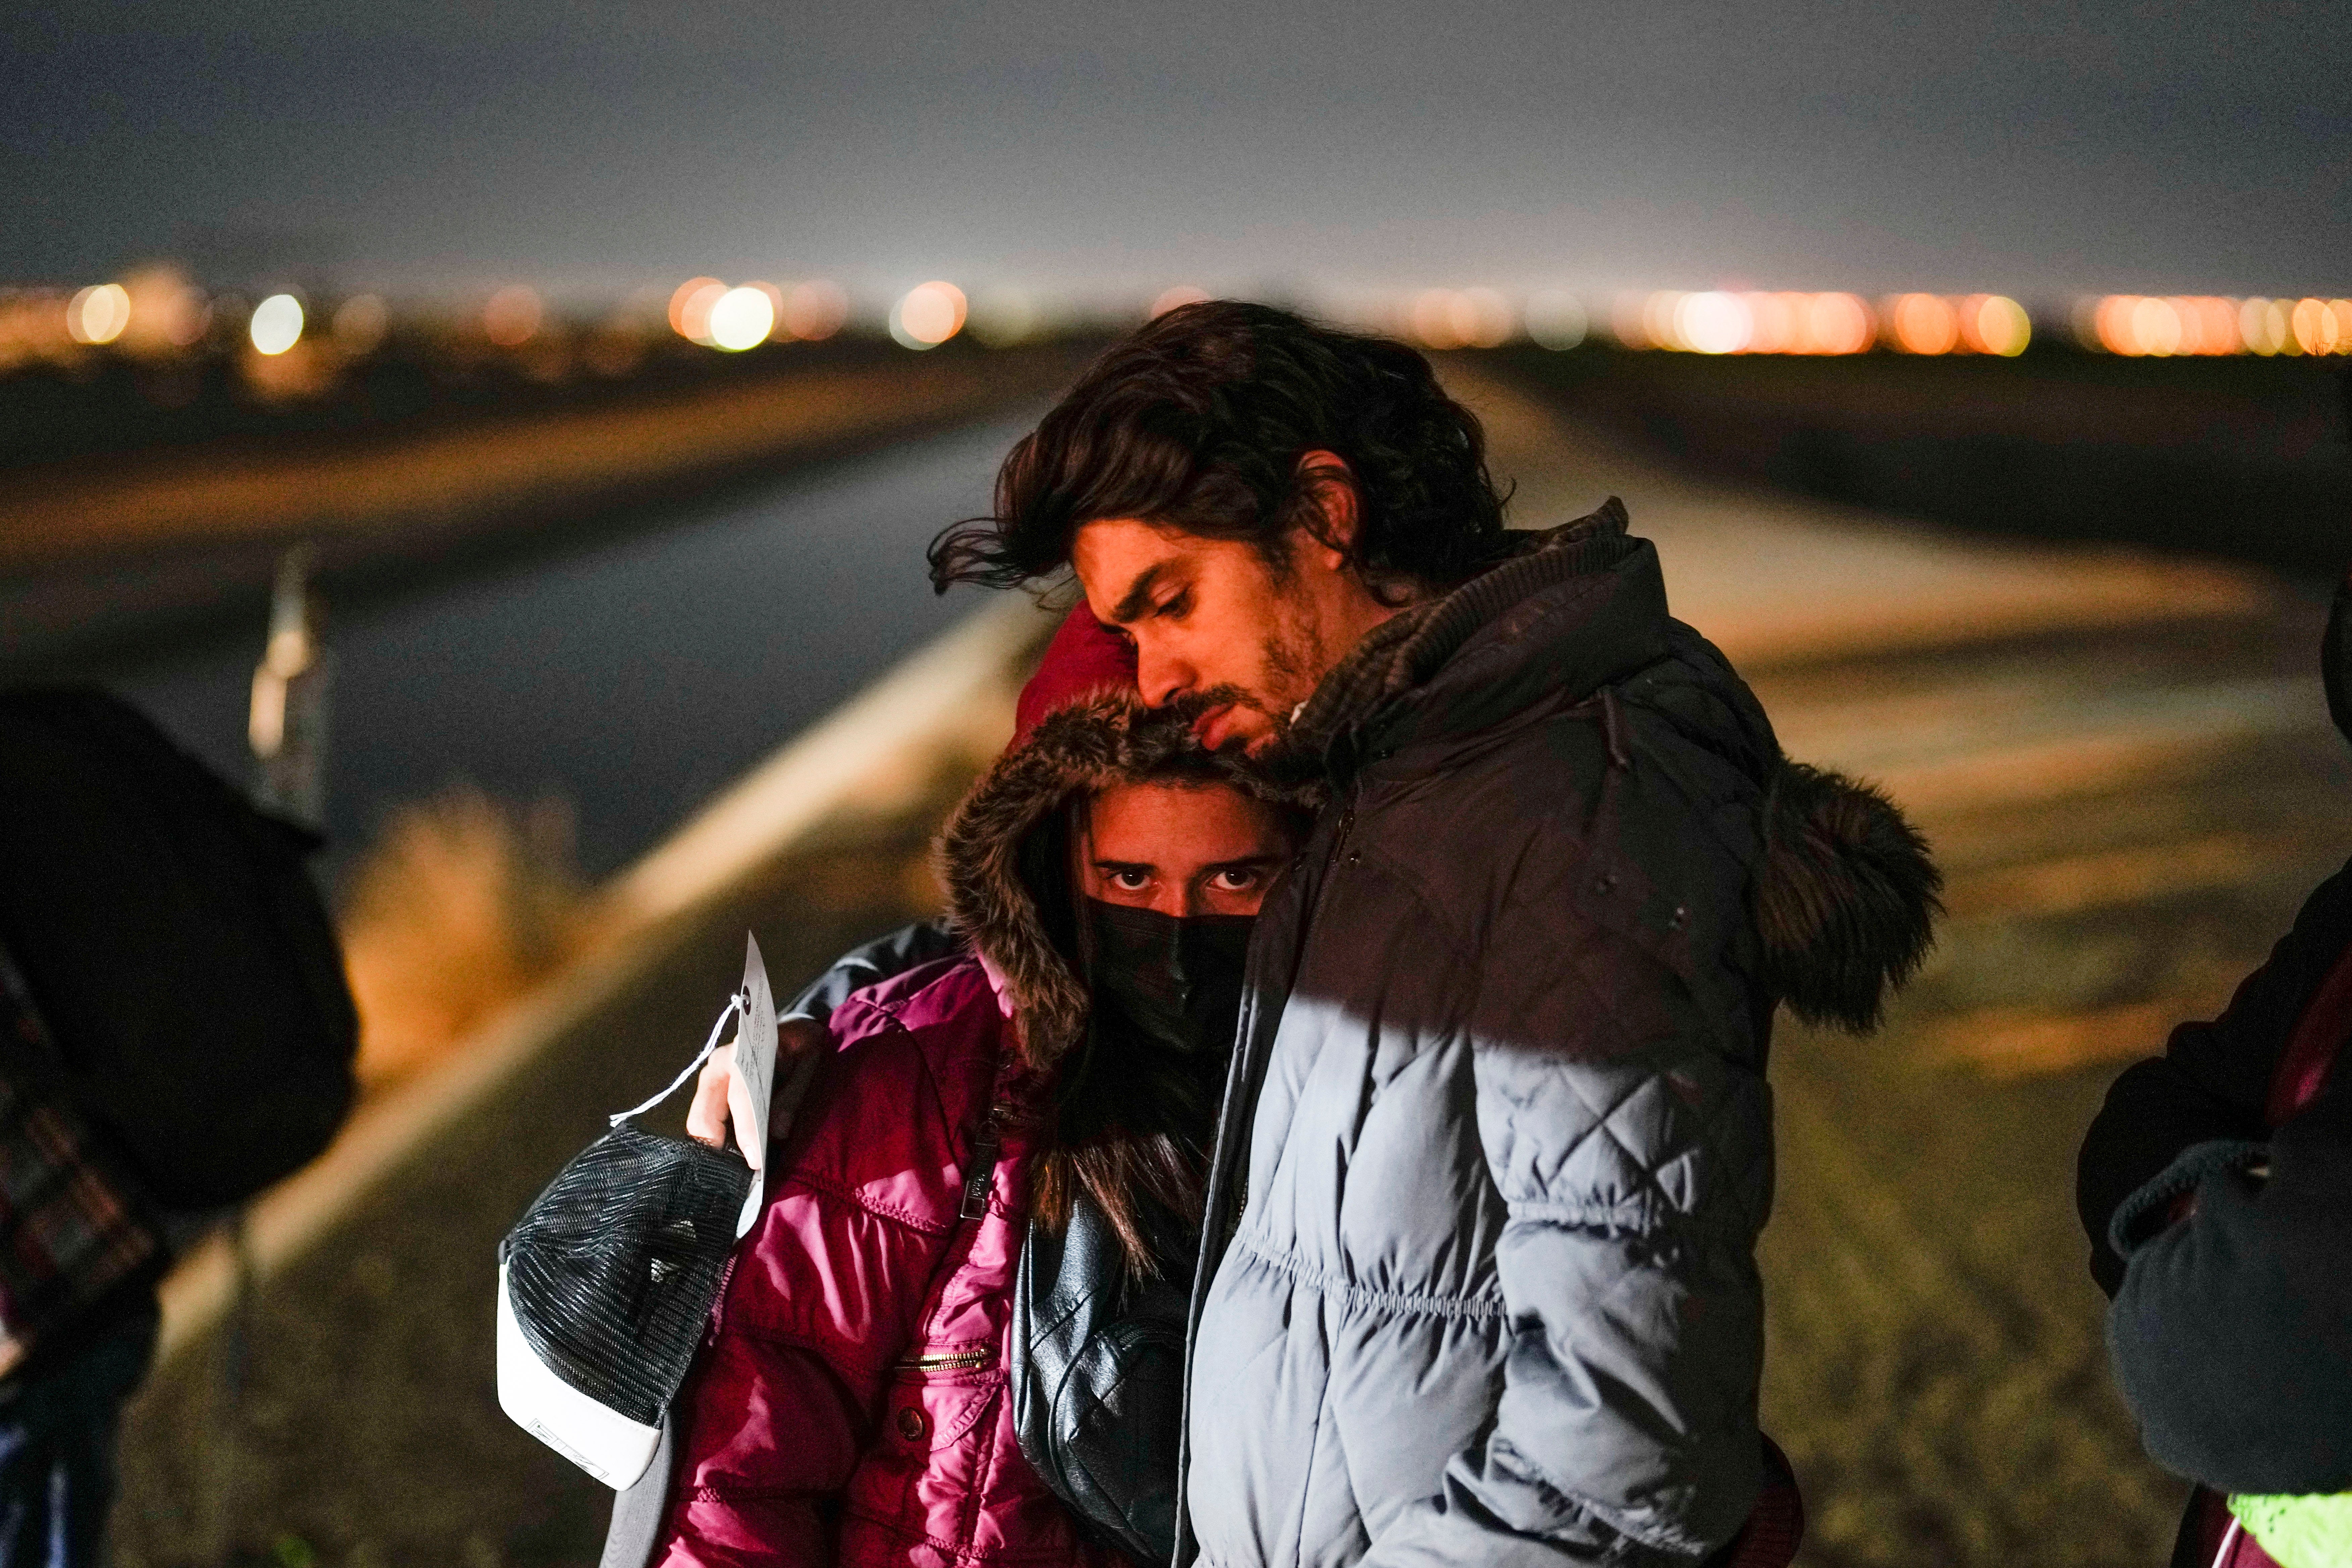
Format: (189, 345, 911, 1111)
(651, 952, 1123, 1568)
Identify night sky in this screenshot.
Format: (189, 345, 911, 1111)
(11, 0, 2349, 308)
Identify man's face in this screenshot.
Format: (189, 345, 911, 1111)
(1072, 518, 1338, 756)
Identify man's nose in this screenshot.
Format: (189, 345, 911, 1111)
(1136, 645, 1191, 708)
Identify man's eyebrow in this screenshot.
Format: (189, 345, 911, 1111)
(1091, 857, 1156, 874)
(1108, 562, 1173, 626)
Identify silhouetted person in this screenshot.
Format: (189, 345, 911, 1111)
(0, 690, 356, 1566)
(2079, 577, 2352, 1568)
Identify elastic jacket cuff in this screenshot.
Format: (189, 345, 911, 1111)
(2107, 1139, 2267, 1258)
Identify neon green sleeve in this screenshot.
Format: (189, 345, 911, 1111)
(2230, 1493, 2352, 1568)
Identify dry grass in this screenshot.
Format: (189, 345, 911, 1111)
(338, 788, 596, 1089)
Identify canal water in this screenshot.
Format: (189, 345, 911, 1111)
(105, 412, 1036, 880)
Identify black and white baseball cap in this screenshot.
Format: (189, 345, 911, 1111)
(496, 934, 777, 1488)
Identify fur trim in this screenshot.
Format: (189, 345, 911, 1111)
(1752, 761, 1943, 1032)
(936, 693, 1316, 1071)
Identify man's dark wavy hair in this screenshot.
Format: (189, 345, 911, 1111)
(927, 301, 1508, 596)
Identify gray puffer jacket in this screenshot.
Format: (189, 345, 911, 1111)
(1176, 501, 1939, 1568)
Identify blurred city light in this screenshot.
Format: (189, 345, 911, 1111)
(890, 281, 967, 348)
(669, 277, 727, 345)
(1960, 294, 2032, 356)
(1612, 290, 1878, 354)
(781, 280, 848, 342)
(2081, 294, 2350, 356)
(1149, 286, 1211, 319)
(1678, 292, 1750, 354)
(1745, 293, 1798, 353)
(969, 289, 1043, 346)
(1408, 288, 1514, 350)
(1153, 285, 1213, 318)
(15, 254, 2347, 408)
(2189, 296, 2237, 352)
(1887, 293, 1961, 354)
(2125, 297, 2181, 355)
(705, 285, 776, 352)
(2241, 298, 2292, 355)
(249, 293, 305, 356)
(2293, 297, 2349, 354)
(746, 282, 787, 342)
(1800, 294, 1874, 354)
(67, 283, 132, 345)
(1409, 291, 1466, 350)
(1457, 289, 1513, 348)
(334, 294, 391, 353)
(115, 266, 209, 353)
(1524, 290, 1588, 350)
(482, 286, 544, 347)
(1608, 294, 1652, 349)
(0, 291, 71, 373)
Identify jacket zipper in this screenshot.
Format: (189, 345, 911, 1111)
(1329, 803, 1356, 867)
(893, 1346, 995, 1371)
(959, 1108, 1004, 1220)
(893, 1104, 1011, 1376)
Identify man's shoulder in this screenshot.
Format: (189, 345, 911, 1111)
(1349, 649, 1768, 961)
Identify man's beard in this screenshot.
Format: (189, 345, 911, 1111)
(1166, 682, 1280, 751)
(1167, 619, 1325, 764)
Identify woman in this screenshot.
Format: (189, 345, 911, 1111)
(649, 611, 1310, 1567)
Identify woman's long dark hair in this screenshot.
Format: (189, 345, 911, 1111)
(1023, 782, 1303, 1276)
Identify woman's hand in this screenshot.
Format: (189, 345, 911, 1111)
(687, 1019, 825, 1168)
(686, 1043, 743, 1160)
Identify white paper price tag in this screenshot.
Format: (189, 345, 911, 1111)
(728, 933, 777, 1238)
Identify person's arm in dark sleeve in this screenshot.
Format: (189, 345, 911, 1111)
(2078, 859, 2352, 1296)
(2078, 1041, 2265, 1297)
(2105, 1076, 2352, 1496)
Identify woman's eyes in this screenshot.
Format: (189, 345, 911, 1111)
(1101, 866, 1259, 896)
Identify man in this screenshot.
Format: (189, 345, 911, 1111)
(921, 302, 1941, 1567)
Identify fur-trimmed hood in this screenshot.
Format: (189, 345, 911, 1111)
(935, 692, 1312, 1073)
(1293, 499, 1941, 1036)
(1752, 758, 1940, 1031)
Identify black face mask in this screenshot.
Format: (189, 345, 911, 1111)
(1082, 899, 1255, 1059)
